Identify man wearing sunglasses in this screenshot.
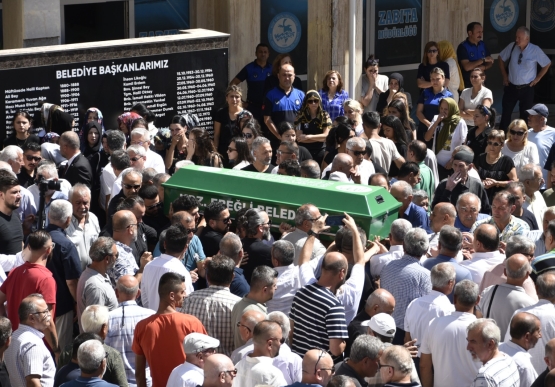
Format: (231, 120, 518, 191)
(199, 201, 232, 258)
(235, 320, 287, 387)
(283, 348, 335, 387)
(201, 354, 236, 387)
(138, 184, 170, 235)
(18, 141, 42, 188)
(271, 141, 299, 175)
(106, 169, 142, 219)
(498, 26, 551, 131)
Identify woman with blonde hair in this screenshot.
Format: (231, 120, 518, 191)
(213, 85, 244, 161)
(319, 70, 349, 121)
(343, 99, 364, 136)
(438, 40, 464, 101)
(295, 90, 332, 164)
(501, 119, 539, 171)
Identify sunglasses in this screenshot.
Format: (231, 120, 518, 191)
(518, 53, 523, 65)
(130, 156, 143, 162)
(222, 369, 237, 377)
(487, 141, 502, 147)
(146, 202, 162, 210)
(123, 184, 141, 190)
(428, 49, 438, 53)
(307, 99, 319, 104)
(509, 129, 526, 136)
(269, 337, 286, 344)
(186, 227, 198, 234)
(243, 133, 254, 139)
(227, 147, 237, 152)
(26, 155, 41, 162)
(348, 149, 366, 156)
(220, 216, 232, 224)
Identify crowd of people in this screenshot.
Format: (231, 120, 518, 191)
(0, 20, 553, 387)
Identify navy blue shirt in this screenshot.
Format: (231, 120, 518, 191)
(417, 88, 454, 133)
(230, 267, 250, 297)
(59, 376, 118, 387)
(45, 224, 82, 316)
(54, 362, 80, 387)
(417, 61, 451, 82)
(423, 254, 473, 301)
(402, 202, 430, 232)
(457, 38, 491, 87)
(235, 60, 272, 104)
(263, 87, 305, 130)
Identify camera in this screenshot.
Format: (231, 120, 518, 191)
(37, 176, 61, 193)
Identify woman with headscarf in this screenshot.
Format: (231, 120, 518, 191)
(36, 102, 75, 136)
(117, 112, 141, 144)
(424, 97, 468, 173)
(81, 121, 102, 158)
(438, 40, 464, 102)
(375, 73, 413, 115)
(80, 107, 104, 153)
(294, 90, 332, 164)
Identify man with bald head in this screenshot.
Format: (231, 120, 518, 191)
(263, 64, 305, 150)
(369, 173, 390, 190)
(108, 210, 152, 287)
(461, 224, 504, 284)
(231, 309, 267, 363)
(532, 338, 555, 387)
(427, 202, 459, 259)
(59, 130, 93, 188)
(283, 349, 335, 387)
(283, 204, 327, 264)
(235, 320, 287, 387)
(455, 192, 489, 232)
(105, 275, 155, 387)
(478, 254, 535, 338)
(391, 180, 429, 231)
(201, 354, 236, 387)
(500, 311, 541, 386)
(327, 153, 355, 182)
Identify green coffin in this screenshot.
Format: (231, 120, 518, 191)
(163, 165, 401, 239)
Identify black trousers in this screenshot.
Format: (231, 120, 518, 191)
(499, 83, 534, 131)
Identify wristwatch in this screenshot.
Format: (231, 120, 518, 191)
(482, 58, 486, 65)
(307, 229, 318, 237)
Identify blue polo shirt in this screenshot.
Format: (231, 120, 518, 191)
(235, 60, 272, 104)
(402, 202, 430, 232)
(423, 254, 473, 301)
(457, 38, 491, 87)
(417, 88, 453, 133)
(455, 213, 489, 232)
(230, 267, 250, 297)
(263, 86, 305, 127)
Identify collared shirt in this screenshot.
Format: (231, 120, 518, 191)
(319, 89, 349, 121)
(166, 361, 203, 387)
(266, 264, 302, 316)
(235, 355, 288, 387)
(423, 254, 473, 302)
(55, 376, 118, 387)
(144, 149, 166, 174)
(263, 87, 305, 128)
(402, 202, 430, 232)
(369, 245, 404, 280)
(100, 164, 116, 210)
(470, 353, 519, 387)
(109, 241, 139, 287)
(470, 216, 530, 243)
(455, 213, 489, 232)
(417, 88, 454, 132)
(460, 250, 506, 285)
(15, 186, 37, 223)
(500, 42, 551, 85)
(379, 254, 432, 329)
(141, 254, 194, 311)
(523, 191, 547, 228)
(105, 301, 155, 387)
(457, 38, 491, 87)
(66, 213, 101, 272)
(77, 267, 118, 331)
(235, 60, 273, 104)
(499, 341, 538, 387)
(230, 267, 250, 297)
(530, 231, 546, 257)
(432, 176, 491, 214)
(5, 324, 56, 387)
(404, 290, 455, 356)
(282, 229, 326, 265)
(180, 286, 240, 356)
(480, 263, 538, 302)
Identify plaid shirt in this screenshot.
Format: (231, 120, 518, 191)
(380, 254, 432, 330)
(180, 286, 241, 356)
(105, 301, 155, 387)
(319, 89, 349, 121)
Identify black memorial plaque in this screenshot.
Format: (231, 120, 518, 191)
(0, 48, 228, 139)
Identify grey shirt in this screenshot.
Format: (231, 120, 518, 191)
(282, 229, 327, 265)
(231, 297, 267, 348)
(76, 267, 118, 331)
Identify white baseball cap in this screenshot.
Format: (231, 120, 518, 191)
(361, 313, 396, 338)
(183, 333, 220, 353)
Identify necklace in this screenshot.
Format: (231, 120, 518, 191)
(486, 153, 502, 164)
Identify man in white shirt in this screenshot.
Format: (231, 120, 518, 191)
(167, 333, 220, 387)
(370, 218, 411, 280)
(282, 205, 327, 265)
(420, 279, 481, 387)
(130, 128, 165, 173)
(362, 111, 405, 174)
(478, 254, 535, 339)
(100, 131, 127, 211)
(499, 312, 541, 387)
(345, 137, 375, 185)
(111, 146, 147, 199)
(527, 104, 555, 187)
(520, 164, 547, 227)
(266, 240, 301, 315)
(234, 320, 287, 387)
(461, 223, 504, 284)
(141, 225, 194, 311)
(404, 263, 456, 355)
(230, 309, 267, 364)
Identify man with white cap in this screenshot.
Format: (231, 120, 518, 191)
(362, 313, 397, 343)
(166, 333, 220, 387)
(526, 103, 555, 188)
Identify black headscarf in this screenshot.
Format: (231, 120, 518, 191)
(82, 121, 102, 157)
(50, 110, 74, 135)
(389, 73, 404, 90)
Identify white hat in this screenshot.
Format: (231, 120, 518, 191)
(183, 333, 220, 353)
(361, 313, 396, 338)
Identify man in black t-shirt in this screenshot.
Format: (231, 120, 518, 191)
(198, 201, 231, 258)
(239, 209, 273, 284)
(241, 137, 275, 174)
(17, 142, 41, 189)
(0, 170, 23, 255)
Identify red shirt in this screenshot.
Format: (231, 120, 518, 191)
(0, 262, 57, 329)
(132, 312, 206, 387)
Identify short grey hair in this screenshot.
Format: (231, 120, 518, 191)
(380, 345, 412, 376)
(536, 272, 555, 300)
(294, 205, 316, 227)
(413, 190, 428, 201)
(131, 127, 150, 141)
(77, 339, 106, 374)
(127, 144, 147, 157)
(506, 235, 535, 258)
(0, 146, 22, 163)
(346, 137, 366, 149)
(438, 225, 463, 252)
(456, 192, 481, 212)
(390, 219, 412, 243)
(153, 173, 171, 188)
(505, 257, 530, 279)
(350, 334, 384, 362)
(116, 278, 140, 296)
(268, 311, 290, 341)
(467, 318, 500, 347)
(518, 164, 539, 182)
(252, 136, 271, 153)
(37, 161, 58, 179)
(121, 169, 143, 183)
(219, 233, 242, 260)
(517, 26, 530, 37)
(49, 200, 73, 223)
(300, 160, 320, 179)
(81, 305, 109, 334)
(89, 237, 116, 262)
(272, 240, 295, 266)
(403, 228, 429, 257)
(454, 279, 479, 307)
(391, 180, 412, 199)
(250, 265, 278, 290)
(69, 183, 91, 201)
(431, 262, 456, 288)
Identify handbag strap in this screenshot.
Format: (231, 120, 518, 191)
(486, 285, 499, 318)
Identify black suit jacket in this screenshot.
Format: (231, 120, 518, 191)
(59, 153, 93, 188)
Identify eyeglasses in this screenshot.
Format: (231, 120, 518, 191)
(487, 141, 502, 147)
(309, 214, 323, 222)
(131, 141, 145, 146)
(313, 349, 335, 375)
(269, 337, 286, 344)
(307, 99, 319, 104)
(428, 49, 438, 53)
(379, 362, 394, 370)
(197, 348, 217, 357)
(243, 133, 254, 139)
(348, 149, 366, 156)
(227, 147, 237, 152)
(366, 59, 379, 66)
(130, 156, 144, 162)
(146, 202, 162, 210)
(107, 252, 119, 259)
(25, 155, 42, 162)
(126, 224, 138, 230)
(123, 184, 141, 190)
(186, 227, 198, 234)
(518, 53, 523, 65)
(260, 219, 272, 226)
(30, 309, 51, 316)
(480, 105, 491, 116)
(236, 322, 252, 332)
(220, 216, 232, 224)
(221, 369, 237, 377)
(509, 129, 526, 136)
(276, 150, 293, 155)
